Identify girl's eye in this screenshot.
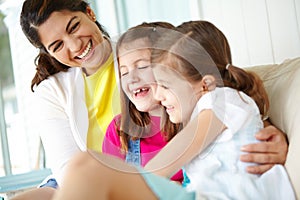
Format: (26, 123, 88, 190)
(69, 22, 79, 33)
(138, 65, 150, 69)
(53, 41, 63, 52)
(158, 84, 168, 89)
(121, 72, 128, 76)
(120, 69, 128, 76)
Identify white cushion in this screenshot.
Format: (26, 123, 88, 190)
(247, 57, 300, 198)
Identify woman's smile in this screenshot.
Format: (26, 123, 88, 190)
(77, 40, 92, 59)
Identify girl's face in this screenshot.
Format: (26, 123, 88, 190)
(119, 40, 159, 113)
(38, 8, 106, 70)
(152, 65, 200, 124)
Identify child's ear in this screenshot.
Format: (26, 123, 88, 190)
(202, 75, 216, 91)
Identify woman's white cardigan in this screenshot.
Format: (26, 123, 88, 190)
(34, 62, 119, 185)
(34, 67, 88, 185)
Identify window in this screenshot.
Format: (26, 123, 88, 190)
(0, 11, 14, 177)
(0, 2, 50, 197)
(96, 0, 200, 36)
(0, 0, 199, 197)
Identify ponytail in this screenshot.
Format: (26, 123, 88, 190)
(223, 65, 269, 117)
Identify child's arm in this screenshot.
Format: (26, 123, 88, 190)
(144, 109, 226, 178)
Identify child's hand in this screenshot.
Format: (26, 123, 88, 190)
(240, 125, 288, 174)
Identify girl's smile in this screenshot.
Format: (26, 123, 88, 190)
(132, 87, 151, 98)
(153, 65, 200, 124)
(119, 42, 159, 113)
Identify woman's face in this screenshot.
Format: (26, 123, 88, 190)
(119, 39, 160, 113)
(38, 9, 106, 69)
(152, 64, 199, 124)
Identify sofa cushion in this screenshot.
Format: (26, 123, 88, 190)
(247, 57, 300, 198)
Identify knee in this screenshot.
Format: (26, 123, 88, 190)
(65, 151, 99, 173)
(10, 187, 55, 200)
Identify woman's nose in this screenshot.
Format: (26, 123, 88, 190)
(66, 36, 82, 53)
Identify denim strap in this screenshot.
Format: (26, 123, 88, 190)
(125, 139, 141, 166)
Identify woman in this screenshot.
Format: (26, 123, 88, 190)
(19, 0, 121, 190)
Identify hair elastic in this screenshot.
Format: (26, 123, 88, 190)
(225, 64, 231, 70)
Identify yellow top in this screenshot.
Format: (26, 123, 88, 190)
(83, 54, 120, 153)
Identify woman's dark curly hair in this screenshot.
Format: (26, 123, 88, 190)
(20, 0, 109, 91)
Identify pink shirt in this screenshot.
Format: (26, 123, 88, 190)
(102, 115, 183, 182)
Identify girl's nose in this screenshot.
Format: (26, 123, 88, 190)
(153, 85, 164, 101)
(127, 68, 140, 83)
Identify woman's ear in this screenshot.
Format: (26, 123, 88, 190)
(202, 75, 216, 91)
(86, 6, 96, 21)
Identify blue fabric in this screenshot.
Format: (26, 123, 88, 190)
(137, 167, 195, 200)
(39, 178, 58, 189)
(125, 139, 141, 165)
(181, 167, 191, 188)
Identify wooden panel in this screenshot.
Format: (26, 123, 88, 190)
(199, 0, 300, 66)
(199, 0, 250, 66)
(296, 0, 300, 36)
(241, 0, 274, 66)
(266, 0, 300, 63)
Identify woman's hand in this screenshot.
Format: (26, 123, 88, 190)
(240, 125, 288, 174)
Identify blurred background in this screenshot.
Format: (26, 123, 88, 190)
(0, 0, 299, 196)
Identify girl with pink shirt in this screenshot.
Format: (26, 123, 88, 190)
(102, 22, 184, 182)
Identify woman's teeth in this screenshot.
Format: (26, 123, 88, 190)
(78, 41, 92, 59)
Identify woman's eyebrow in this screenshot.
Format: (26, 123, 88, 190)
(47, 16, 78, 50)
(66, 16, 78, 32)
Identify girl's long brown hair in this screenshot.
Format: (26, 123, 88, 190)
(116, 22, 181, 153)
(152, 20, 269, 118)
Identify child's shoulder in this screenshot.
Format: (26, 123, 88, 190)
(107, 114, 122, 130)
(112, 114, 122, 121)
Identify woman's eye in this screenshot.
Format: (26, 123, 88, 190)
(53, 41, 63, 52)
(69, 22, 79, 33)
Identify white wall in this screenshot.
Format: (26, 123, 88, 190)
(198, 0, 300, 67)
(97, 0, 300, 66)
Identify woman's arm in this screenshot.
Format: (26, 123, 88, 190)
(240, 123, 288, 174)
(33, 83, 83, 184)
(144, 110, 226, 177)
